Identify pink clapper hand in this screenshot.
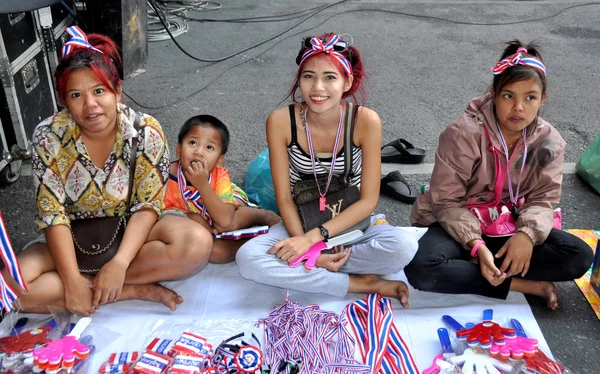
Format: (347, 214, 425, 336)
(423, 328, 455, 374)
(289, 241, 327, 270)
(33, 317, 91, 371)
(288, 230, 363, 270)
(490, 336, 538, 360)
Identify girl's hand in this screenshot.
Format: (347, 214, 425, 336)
(267, 235, 314, 262)
(478, 245, 507, 286)
(64, 275, 96, 316)
(495, 232, 534, 277)
(315, 245, 351, 272)
(91, 257, 128, 306)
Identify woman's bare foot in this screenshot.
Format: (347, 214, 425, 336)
(511, 279, 558, 310)
(265, 211, 282, 227)
(349, 274, 410, 308)
(128, 283, 184, 311)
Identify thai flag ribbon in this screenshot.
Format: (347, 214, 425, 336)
(299, 34, 353, 76)
(492, 47, 546, 76)
(342, 293, 420, 374)
(62, 25, 105, 58)
(0, 212, 28, 312)
(177, 162, 213, 225)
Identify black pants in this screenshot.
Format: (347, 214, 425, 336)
(404, 223, 594, 299)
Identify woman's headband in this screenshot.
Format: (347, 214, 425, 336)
(297, 34, 353, 76)
(492, 47, 546, 76)
(62, 26, 104, 58)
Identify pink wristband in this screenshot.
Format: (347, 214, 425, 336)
(470, 239, 485, 257)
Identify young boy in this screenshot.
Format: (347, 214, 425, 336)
(164, 115, 280, 263)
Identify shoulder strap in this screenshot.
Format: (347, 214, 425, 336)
(342, 103, 358, 184)
(288, 104, 297, 145)
(126, 112, 141, 211)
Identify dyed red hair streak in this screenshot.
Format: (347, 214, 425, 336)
(55, 33, 123, 105)
(289, 33, 366, 105)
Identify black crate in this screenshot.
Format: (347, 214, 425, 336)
(0, 12, 38, 64)
(0, 43, 56, 153)
(0, 45, 56, 140)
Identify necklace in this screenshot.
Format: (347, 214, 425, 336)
(301, 104, 344, 211)
(495, 120, 528, 209)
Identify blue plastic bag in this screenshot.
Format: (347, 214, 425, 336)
(245, 149, 279, 214)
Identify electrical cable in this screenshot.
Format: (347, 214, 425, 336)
(125, 1, 600, 110)
(146, 0, 349, 62)
(180, 4, 330, 23)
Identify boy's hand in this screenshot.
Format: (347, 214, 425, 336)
(184, 160, 210, 188)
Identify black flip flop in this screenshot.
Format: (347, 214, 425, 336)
(380, 171, 418, 204)
(381, 138, 426, 164)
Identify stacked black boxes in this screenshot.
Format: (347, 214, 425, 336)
(0, 10, 57, 185)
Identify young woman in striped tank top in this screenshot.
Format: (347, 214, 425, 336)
(236, 33, 418, 306)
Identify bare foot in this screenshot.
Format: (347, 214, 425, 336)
(511, 279, 558, 310)
(266, 211, 282, 227)
(349, 274, 410, 308)
(134, 284, 184, 311)
(538, 282, 558, 310)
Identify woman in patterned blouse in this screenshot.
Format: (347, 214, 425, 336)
(13, 29, 213, 316)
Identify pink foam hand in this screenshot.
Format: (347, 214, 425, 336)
(33, 335, 90, 370)
(456, 321, 515, 348)
(32, 317, 91, 371)
(490, 335, 539, 360)
(288, 241, 327, 270)
(422, 353, 443, 374)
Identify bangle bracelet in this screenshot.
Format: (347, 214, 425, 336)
(470, 239, 485, 258)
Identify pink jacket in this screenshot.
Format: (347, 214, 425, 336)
(410, 93, 566, 247)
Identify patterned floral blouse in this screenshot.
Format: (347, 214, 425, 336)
(32, 104, 170, 231)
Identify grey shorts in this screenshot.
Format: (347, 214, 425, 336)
(161, 209, 188, 218)
(23, 233, 46, 250)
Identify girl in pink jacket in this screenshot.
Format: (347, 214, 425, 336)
(406, 40, 593, 309)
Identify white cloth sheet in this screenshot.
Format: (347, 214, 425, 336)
(7, 228, 549, 372)
(84, 227, 550, 372)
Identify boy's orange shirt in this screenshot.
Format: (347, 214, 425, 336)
(164, 161, 237, 218)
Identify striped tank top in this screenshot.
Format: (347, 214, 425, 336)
(286, 104, 363, 189)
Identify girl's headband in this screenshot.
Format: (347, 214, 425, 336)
(62, 26, 104, 58)
(492, 47, 546, 76)
(298, 34, 353, 76)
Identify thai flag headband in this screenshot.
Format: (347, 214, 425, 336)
(299, 34, 353, 76)
(492, 47, 546, 76)
(62, 26, 105, 58)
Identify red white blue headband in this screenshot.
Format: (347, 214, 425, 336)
(492, 47, 546, 76)
(299, 34, 353, 76)
(62, 26, 104, 58)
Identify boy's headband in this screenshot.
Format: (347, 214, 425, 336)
(298, 34, 353, 76)
(62, 26, 104, 58)
(492, 47, 546, 76)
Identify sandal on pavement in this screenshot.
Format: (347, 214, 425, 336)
(380, 170, 418, 204)
(381, 138, 426, 164)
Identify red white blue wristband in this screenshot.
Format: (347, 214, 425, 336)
(470, 239, 485, 258)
